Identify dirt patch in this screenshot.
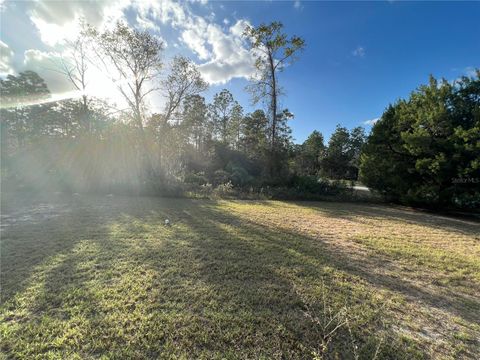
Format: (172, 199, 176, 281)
(1, 203, 71, 232)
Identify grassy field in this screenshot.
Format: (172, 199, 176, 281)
(1, 194, 479, 359)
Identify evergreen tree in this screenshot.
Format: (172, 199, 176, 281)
(0, 71, 51, 151)
(209, 89, 239, 145)
(240, 110, 269, 160)
(296, 130, 325, 175)
(360, 73, 480, 208)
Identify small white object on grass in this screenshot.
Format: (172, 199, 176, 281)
(107, 194, 114, 197)
(164, 219, 171, 226)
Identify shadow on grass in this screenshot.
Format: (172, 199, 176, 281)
(1, 195, 478, 358)
(293, 200, 480, 237)
(0, 196, 112, 304)
(195, 203, 480, 322)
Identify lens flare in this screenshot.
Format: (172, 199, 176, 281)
(0, 90, 84, 109)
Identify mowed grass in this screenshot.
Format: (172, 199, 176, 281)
(1, 194, 479, 359)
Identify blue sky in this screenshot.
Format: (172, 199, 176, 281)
(1, 0, 479, 142)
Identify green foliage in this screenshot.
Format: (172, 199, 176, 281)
(360, 73, 480, 209)
(1, 71, 51, 152)
(162, 56, 208, 123)
(244, 21, 305, 179)
(225, 163, 252, 186)
(8, 21, 477, 211)
(181, 94, 210, 153)
(212, 181, 235, 197)
(184, 171, 208, 186)
(319, 125, 366, 180)
(293, 130, 325, 176)
(243, 21, 305, 75)
(212, 169, 231, 185)
(208, 89, 240, 144)
(286, 175, 348, 198)
(239, 109, 269, 161)
(0, 70, 50, 106)
(2, 21, 306, 197)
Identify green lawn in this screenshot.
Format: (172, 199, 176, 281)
(1, 195, 479, 359)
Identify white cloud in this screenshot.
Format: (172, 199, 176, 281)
(450, 66, 478, 83)
(363, 117, 380, 126)
(188, 0, 209, 5)
(352, 46, 366, 58)
(136, 0, 187, 28)
(180, 17, 212, 61)
(23, 49, 74, 94)
(180, 18, 256, 84)
(21, 0, 256, 87)
(30, 16, 83, 47)
(30, 0, 106, 26)
(0, 40, 14, 76)
(198, 57, 254, 85)
(207, 12, 216, 22)
(135, 14, 161, 32)
(133, 1, 256, 84)
(293, 1, 303, 10)
(0, 0, 8, 12)
(464, 66, 477, 77)
(29, 0, 130, 46)
(21, 48, 128, 107)
(230, 19, 250, 37)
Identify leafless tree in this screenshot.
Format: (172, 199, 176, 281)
(86, 21, 164, 133)
(51, 32, 92, 132)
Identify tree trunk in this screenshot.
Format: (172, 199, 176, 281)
(268, 50, 277, 178)
(81, 95, 89, 133)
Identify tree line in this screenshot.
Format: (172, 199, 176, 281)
(1, 20, 478, 209)
(0, 69, 365, 194)
(1, 20, 356, 198)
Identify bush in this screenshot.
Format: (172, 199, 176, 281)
(453, 192, 480, 209)
(227, 164, 253, 186)
(212, 170, 230, 185)
(289, 175, 348, 196)
(213, 181, 234, 197)
(184, 172, 208, 185)
(199, 183, 213, 197)
(251, 175, 350, 200)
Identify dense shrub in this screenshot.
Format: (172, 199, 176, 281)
(184, 172, 208, 185)
(263, 175, 349, 200)
(212, 170, 231, 185)
(226, 163, 254, 186)
(213, 181, 235, 197)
